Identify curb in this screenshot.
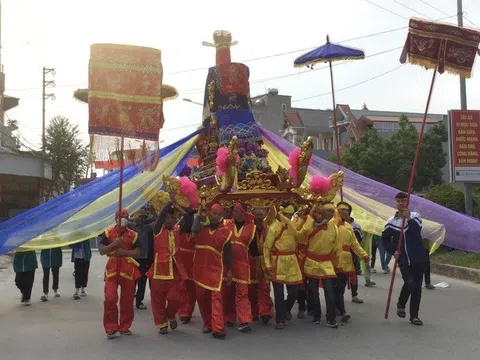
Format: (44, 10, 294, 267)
(431, 263, 480, 284)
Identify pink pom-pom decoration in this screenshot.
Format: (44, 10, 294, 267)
(179, 176, 199, 208)
(288, 147, 301, 182)
(216, 147, 229, 176)
(309, 175, 331, 194)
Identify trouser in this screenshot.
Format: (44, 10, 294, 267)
(42, 267, 60, 294)
(178, 279, 196, 318)
(371, 243, 378, 268)
(272, 282, 298, 323)
(196, 285, 224, 333)
(150, 276, 181, 328)
(248, 283, 259, 318)
(103, 276, 136, 334)
(258, 276, 274, 318)
(334, 273, 348, 316)
(223, 281, 252, 324)
(379, 241, 392, 270)
(351, 253, 360, 297)
(74, 259, 90, 289)
(15, 270, 35, 302)
(319, 278, 336, 323)
(424, 250, 431, 285)
(135, 259, 152, 306)
(398, 264, 424, 319)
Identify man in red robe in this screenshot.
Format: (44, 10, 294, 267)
(222, 202, 259, 333)
(98, 209, 141, 339)
(192, 203, 232, 339)
(146, 202, 188, 334)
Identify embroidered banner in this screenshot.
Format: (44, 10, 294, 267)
(400, 18, 480, 78)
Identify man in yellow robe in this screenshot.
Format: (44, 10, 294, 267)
(335, 202, 369, 323)
(263, 205, 303, 330)
(296, 202, 341, 328)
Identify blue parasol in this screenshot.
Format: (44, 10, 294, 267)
(294, 35, 365, 200)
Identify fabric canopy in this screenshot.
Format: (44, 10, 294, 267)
(1, 124, 479, 254)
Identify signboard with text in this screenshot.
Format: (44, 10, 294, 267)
(450, 110, 480, 183)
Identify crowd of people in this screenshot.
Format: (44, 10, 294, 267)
(12, 192, 435, 339)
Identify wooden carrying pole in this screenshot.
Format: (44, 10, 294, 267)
(384, 66, 437, 319)
(329, 60, 343, 201)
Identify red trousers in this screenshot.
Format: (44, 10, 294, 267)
(249, 283, 259, 318)
(196, 285, 224, 333)
(178, 280, 196, 319)
(150, 277, 181, 328)
(103, 276, 136, 334)
(258, 276, 274, 318)
(222, 281, 252, 324)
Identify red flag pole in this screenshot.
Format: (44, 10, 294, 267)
(117, 136, 125, 227)
(328, 59, 343, 201)
(385, 66, 437, 319)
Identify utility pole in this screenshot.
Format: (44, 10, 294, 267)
(457, 0, 474, 216)
(42, 67, 55, 151)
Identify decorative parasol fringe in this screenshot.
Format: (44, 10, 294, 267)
(293, 55, 365, 68)
(406, 55, 474, 78)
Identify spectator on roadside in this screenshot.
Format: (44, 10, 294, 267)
(14, 250, 38, 306)
(71, 239, 92, 300)
(40, 247, 63, 301)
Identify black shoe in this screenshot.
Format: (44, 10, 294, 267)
(107, 331, 118, 339)
(425, 284, 435, 290)
(159, 327, 168, 335)
(120, 329, 132, 336)
(326, 320, 339, 328)
(285, 311, 292, 321)
(180, 317, 191, 324)
(169, 319, 178, 330)
(261, 316, 271, 325)
(212, 332, 226, 339)
(202, 328, 212, 334)
(253, 316, 259, 321)
(136, 302, 147, 310)
(313, 317, 321, 325)
(341, 314, 351, 323)
(238, 323, 251, 333)
(226, 321, 235, 327)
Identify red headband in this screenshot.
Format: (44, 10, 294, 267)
(210, 203, 225, 214)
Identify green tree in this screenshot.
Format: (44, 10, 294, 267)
(425, 184, 467, 213)
(45, 115, 88, 194)
(337, 115, 447, 192)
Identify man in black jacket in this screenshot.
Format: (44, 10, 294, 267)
(381, 192, 426, 326)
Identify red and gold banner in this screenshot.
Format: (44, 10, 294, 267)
(400, 18, 480, 78)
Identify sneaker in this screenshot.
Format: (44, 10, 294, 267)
(238, 323, 251, 333)
(226, 321, 235, 327)
(80, 288, 87, 297)
(73, 292, 81, 300)
(54, 291, 61, 298)
(365, 280, 376, 287)
(261, 316, 271, 325)
(371, 269, 377, 274)
(202, 328, 212, 334)
(41, 294, 48, 302)
(275, 322, 284, 330)
(382, 269, 389, 274)
(285, 311, 292, 321)
(24, 300, 32, 307)
(136, 302, 147, 310)
(425, 284, 435, 290)
(107, 331, 118, 339)
(341, 314, 351, 323)
(297, 310, 305, 319)
(352, 296, 364, 304)
(326, 320, 339, 328)
(159, 327, 168, 335)
(313, 317, 321, 324)
(212, 332, 226, 339)
(169, 319, 178, 330)
(180, 317, 191, 324)
(120, 329, 132, 336)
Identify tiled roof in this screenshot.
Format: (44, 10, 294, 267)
(283, 112, 304, 127)
(365, 115, 440, 123)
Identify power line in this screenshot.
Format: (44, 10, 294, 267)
(392, 0, 432, 19)
(418, 0, 449, 16)
(292, 64, 405, 103)
(464, 16, 480, 29)
(364, 0, 409, 20)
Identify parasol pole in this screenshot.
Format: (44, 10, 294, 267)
(385, 66, 437, 319)
(327, 38, 344, 200)
(118, 136, 125, 228)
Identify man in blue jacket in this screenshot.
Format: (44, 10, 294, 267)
(381, 192, 426, 326)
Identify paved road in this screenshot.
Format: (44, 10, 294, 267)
(0, 252, 479, 360)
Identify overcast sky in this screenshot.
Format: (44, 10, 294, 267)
(2, 0, 480, 150)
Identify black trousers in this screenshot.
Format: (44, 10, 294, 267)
(371, 243, 378, 268)
(424, 251, 431, 285)
(15, 270, 35, 302)
(307, 277, 336, 322)
(42, 267, 60, 294)
(272, 282, 298, 323)
(398, 263, 424, 319)
(298, 278, 311, 312)
(135, 258, 152, 305)
(351, 252, 360, 297)
(334, 273, 348, 316)
(74, 259, 90, 289)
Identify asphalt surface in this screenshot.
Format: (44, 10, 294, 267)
(0, 252, 479, 360)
